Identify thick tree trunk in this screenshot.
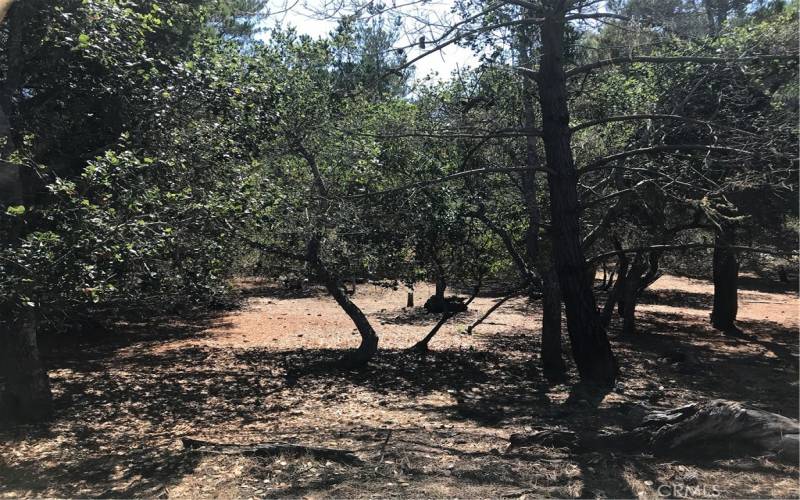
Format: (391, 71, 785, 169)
(536, 13, 616, 386)
(307, 238, 378, 367)
(0, 307, 52, 421)
(711, 232, 740, 334)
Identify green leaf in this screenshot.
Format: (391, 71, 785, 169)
(5, 205, 26, 216)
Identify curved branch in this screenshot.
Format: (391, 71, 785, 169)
(565, 13, 630, 22)
(567, 54, 798, 78)
(570, 114, 757, 135)
(340, 127, 542, 140)
(580, 144, 752, 175)
(348, 165, 553, 200)
(587, 243, 792, 265)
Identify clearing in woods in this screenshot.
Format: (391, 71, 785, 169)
(0, 274, 797, 498)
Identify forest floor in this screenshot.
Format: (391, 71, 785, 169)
(1, 274, 798, 498)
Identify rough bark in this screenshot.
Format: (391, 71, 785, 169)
(536, 11, 616, 386)
(306, 238, 378, 367)
(508, 400, 799, 462)
(711, 232, 740, 334)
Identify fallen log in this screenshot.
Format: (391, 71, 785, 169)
(508, 400, 799, 462)
(644, 400, 799, 460)
(181, 437, 361, 463)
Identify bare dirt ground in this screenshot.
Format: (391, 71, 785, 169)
(1, 274, 798, 498)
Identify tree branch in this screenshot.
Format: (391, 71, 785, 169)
(570, 114, 757, 135)
(566, 54, 798, 78)
(588, 243, 793, 265)
(580, 144, 752, 174)
(348, 165, 553, 200)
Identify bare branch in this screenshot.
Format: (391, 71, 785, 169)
(580, 144, 752, 175)
(348, 165, 554, 200)
(566, 54, 798, 78)
(570, 114, 758, 135)
(588, 243, 793, 265)
(565, 13, 630, 22)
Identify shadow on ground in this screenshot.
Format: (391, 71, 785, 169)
(1, 299, 797, 497)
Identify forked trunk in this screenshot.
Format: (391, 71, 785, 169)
(711, 233, 740, 334)
(0, 306, 52, 421)
(536, 13, 616, 386)
(307, 238, 378, 367)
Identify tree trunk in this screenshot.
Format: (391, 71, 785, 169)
(434, 275, 446, 301)
(621, 254, 647, 336)
(519, 32, 566, 383)
(307, 238, 378, 367)
(540, 266, 566, 381)
(711, 232, 740, 334)
(0, 306, 53, 421)
(536, 12, 616, 386)
(601, 255, 628, 328)
(0, 2, 53, 420)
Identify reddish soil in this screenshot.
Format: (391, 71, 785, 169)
(0, 274, 797, 498)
